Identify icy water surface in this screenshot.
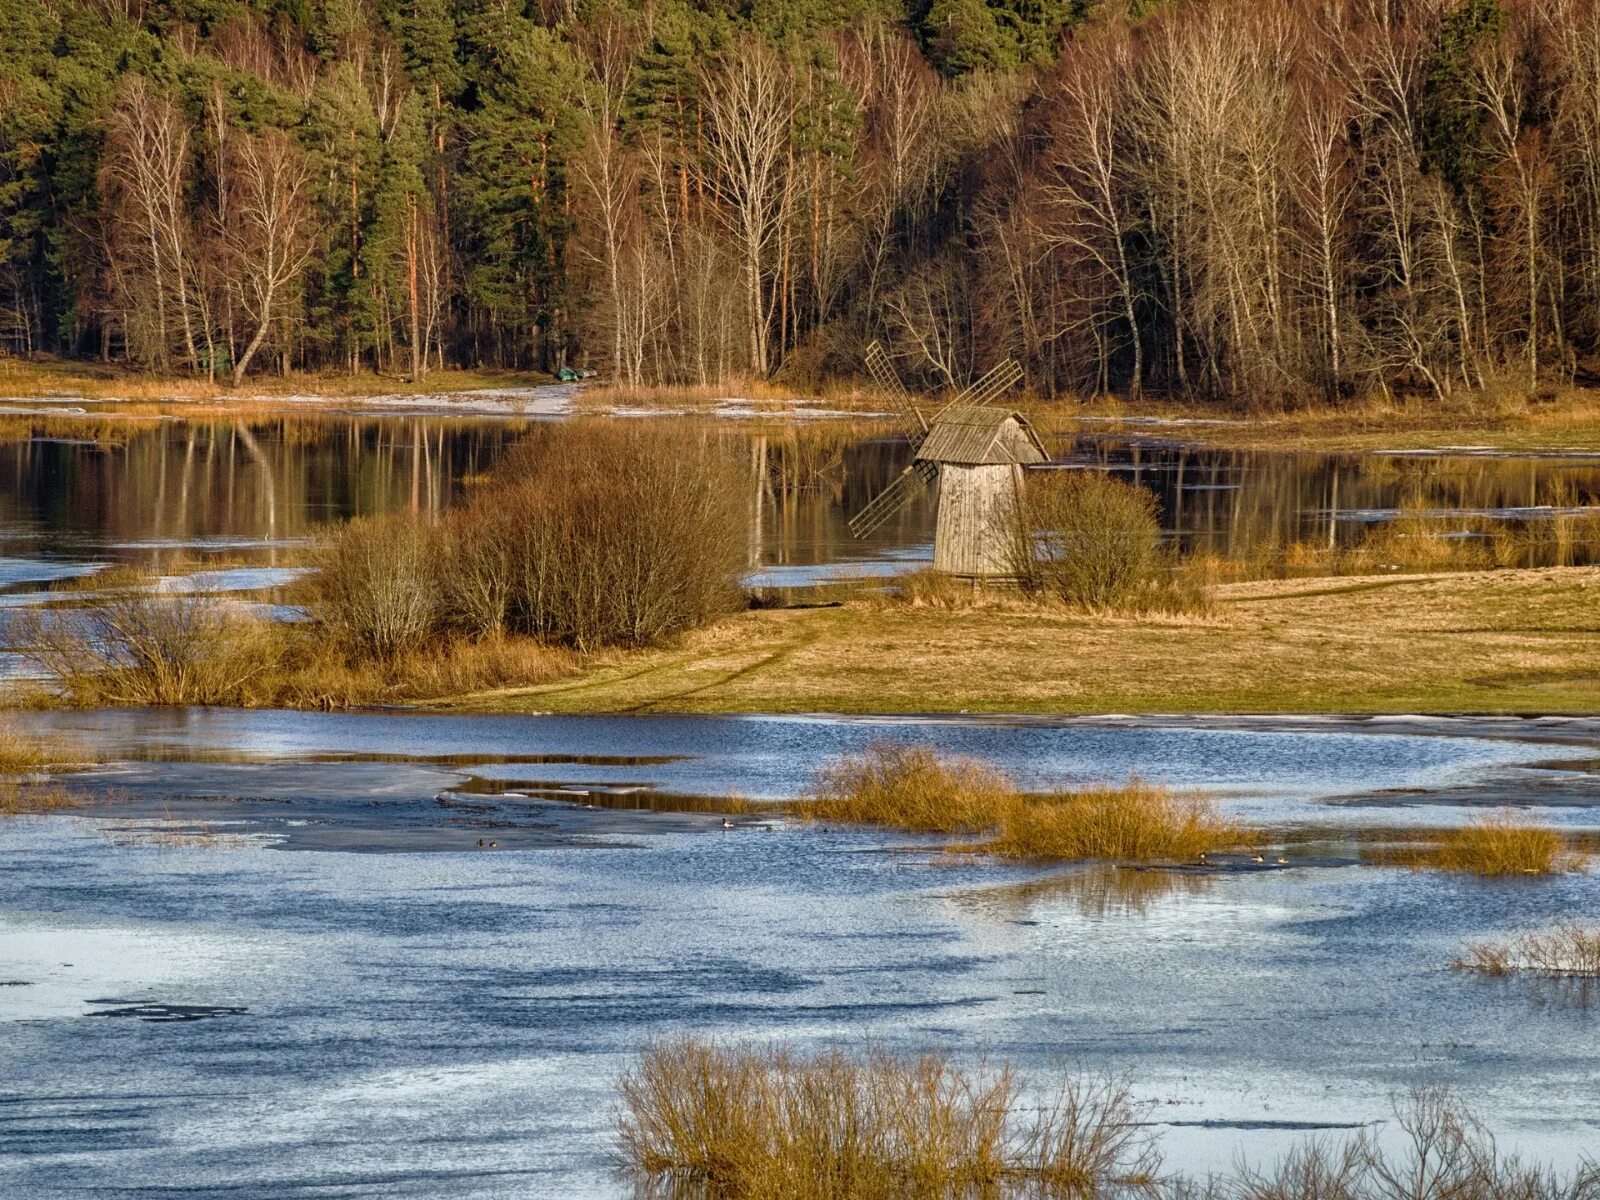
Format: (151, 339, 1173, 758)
(2, 711, 1599, 1196)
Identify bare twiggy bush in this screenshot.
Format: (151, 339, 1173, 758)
(989, 780, 1245, 865)
(1011, 473, 1190, 612)
(1019, 1072, 1162, 1194)
(1454, 926, 1600, 980)
(482, 424, 746, 650)
(617, 1039, 1154, 1200)
(1235, 1135, 1369, 1200)
(798, 741, 1016, 833)
(17, 591, 283, 706)
(312, 513, 440, 659)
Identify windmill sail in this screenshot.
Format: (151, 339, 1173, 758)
(848, 459, 936, 537)
(932, 358, 1024, 419)
(865, 340, 928, 440)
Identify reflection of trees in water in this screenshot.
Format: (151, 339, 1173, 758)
(9, 419, 1600, 571)
(743, 422, 934, 568)
(0, 416, 521, 568)
(1055, 437, 1600, 567)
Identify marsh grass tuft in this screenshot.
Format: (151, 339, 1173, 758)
(1431, 812, 1579, 876)
(988, 780, 1245, 864)
(0, 720, 88, 776)
(617, 1038, 1153, 1200)
(1453, 925, 1600, 979)
(799, 742, 1016, 834)
(798, 744, 1248, 864)
(0, 784, 83, 816)
(621, 1055, 1600, 1200)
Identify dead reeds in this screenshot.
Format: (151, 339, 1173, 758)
(1430, 812, 1579, 876)
(616, 1038, 1154, 1200)
(0, 720, 87, 776)
(619, 1056, 1600, 1200)
(989, 780, 1244, 865)
(1453, 925, 1600, 979)
(0, 785, 82, 816)
(799, 742, 1015, 834)
(798, 743, 1248, 864)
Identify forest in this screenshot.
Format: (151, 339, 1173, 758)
(3, 0, 1600, 403)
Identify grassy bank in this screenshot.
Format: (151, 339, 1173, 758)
(431, 566, 1600, 715)
(0, 357, 554, 403)
(1036, 387, 1600, 454)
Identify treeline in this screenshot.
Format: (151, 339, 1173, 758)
(3, 0, 1600, 403)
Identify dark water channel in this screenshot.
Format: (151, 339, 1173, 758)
(7, 417, 1600, 596)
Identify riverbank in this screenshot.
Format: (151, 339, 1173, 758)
(430, 567, 1600, 716)
(18, 356, 1600, 453)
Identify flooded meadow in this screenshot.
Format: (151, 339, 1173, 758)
(3, 404, 1600, 1196)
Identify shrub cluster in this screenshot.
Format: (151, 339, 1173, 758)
(313, 423, 747, 655)
(1009, 472, 1195, 612)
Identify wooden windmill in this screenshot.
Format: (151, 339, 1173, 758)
(850, 342, 1049, 578)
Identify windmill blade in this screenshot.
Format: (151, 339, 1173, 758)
(848, 459, 937, 538)
(935, 358, 1024, 417)
(865, 340, 928, 440)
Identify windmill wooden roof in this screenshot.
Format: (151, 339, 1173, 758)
(914, 406, 1049, 466)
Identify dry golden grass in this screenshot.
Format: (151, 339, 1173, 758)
(457, 566, 1600, 715)
(1454, 925, 1600, 979)
(616, 1038, 1155, 1200)
(0, 356, 551, 402)
(1044, 381, 1600, 453)
(1429, 812, 1579, 876)
(0, 720, 88, 776)
(619, 1046, 1600, 1200)
(278, 633, 579, 708)
(989, 780, 1245, 864)
(797, 745, 1245, 864)
(798, 742, 1015, 833)
(0, 784, 83, 816)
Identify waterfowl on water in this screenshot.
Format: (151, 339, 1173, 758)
(1252, 852, 1265, 864)
(488, 841, 498, 848)
(477, 839, 485, 848)
(1276, 856, 1289, 865)
(721, 818, 734, 829)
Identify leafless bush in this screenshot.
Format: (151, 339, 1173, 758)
(1010, 472, 1170, 611)
(470, 423, 747, 650)
(17, 590, 280, 706)
(311, 513, 441, 658)
(1454, 925, 1600, 980)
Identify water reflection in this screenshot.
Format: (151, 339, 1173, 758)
(953, 863, 1217, 920)
(8, 417, 1600, 584)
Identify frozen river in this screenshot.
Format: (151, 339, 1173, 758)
(2, 710, 1599, 1196)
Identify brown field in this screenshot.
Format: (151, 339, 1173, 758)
(437, 566, 1600, 716)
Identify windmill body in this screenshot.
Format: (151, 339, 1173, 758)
(850, 343, 1049, 580)
(916, 406, 1048, 577)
